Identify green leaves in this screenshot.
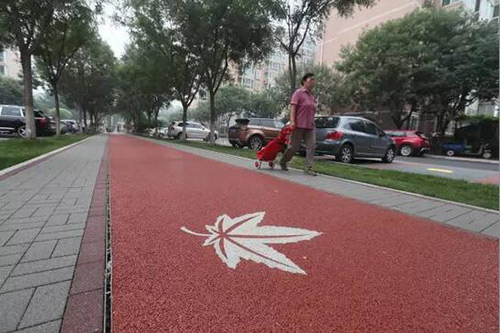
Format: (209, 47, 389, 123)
(59, 34, 117, 130)
(0, 76, 23, 105)
(191, 85, 281, 122)
(337, 8, 499, 130)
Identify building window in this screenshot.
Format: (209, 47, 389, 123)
(0, 65, 5, 76)
(442, 0, 462, 6)
(494, 4, 499, 17)
(0, 51, 4, 62)
(243, 78, 252, 87)
(475, 0, 481, 12)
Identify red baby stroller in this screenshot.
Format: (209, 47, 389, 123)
(254, 126, 293, 169)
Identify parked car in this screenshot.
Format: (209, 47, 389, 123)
(384, 130, 430, 157)
(156, 127, 169, 138)
(167, 121, 219, 140)
(228, 118, 285, 150)
(450, 122, 499, 158)
(0, 105, 53, 137)
(442, 142, 493, 159)
(59, 121, 68, 134)
(304, 116, 396, 163)
(61, 119, 79, 133)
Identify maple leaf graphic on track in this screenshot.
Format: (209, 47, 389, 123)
(181, 212, 321, 275)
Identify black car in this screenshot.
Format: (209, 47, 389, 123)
(0, 105, 54, 137)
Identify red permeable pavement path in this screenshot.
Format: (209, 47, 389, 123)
(110, 135, 498, 333)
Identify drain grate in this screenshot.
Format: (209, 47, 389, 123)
(104, 160, 113, 333)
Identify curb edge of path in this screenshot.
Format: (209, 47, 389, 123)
(0, 135, 95, 180)
(426, 154, 499, 165)
(135, 135, 498, 215)
(61, 137, 109, 333)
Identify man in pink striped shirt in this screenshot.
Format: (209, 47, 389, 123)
(280, 73, 317, 176)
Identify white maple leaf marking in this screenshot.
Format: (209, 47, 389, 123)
(180, 212, 322, 275)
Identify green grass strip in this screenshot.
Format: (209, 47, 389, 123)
(0, 134, 92, 171)
(164, 139, 498, 211)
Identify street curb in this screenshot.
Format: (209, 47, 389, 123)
(426, 154, 499, 165)
(137, 135, 498, 214)
(61, 137, 109, 333)
(0, 135, 95, 180)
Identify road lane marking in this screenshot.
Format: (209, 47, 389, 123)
(427, 168, 454, 174)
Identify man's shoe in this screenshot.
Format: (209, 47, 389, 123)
(304, 168, 317, 176)
(280, 161, 289, 171)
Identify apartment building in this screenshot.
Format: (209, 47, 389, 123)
(316, 0, 498, 66)
(0, 48, 22, 80)
(234, 36, 316, 91)
(316, 0, 499, 127)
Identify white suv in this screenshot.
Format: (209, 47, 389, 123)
(167, 121, 219, 140)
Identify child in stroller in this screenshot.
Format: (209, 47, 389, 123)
(254, 126, 294, 169)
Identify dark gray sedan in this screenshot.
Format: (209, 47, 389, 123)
(306, 116, 396, 163)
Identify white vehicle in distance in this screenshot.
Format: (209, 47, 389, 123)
(167, 121, 219, 140)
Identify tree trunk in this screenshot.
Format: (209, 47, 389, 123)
(291, 54, 297, 92)
(93, 113, 98, 132)
(76, 103, 83, 133)
(288, 50, 298, 94)
(226, 113, 232, 135)
(209, 91, 216, 144)
(53, 83, 61, 135)
(288, 53, 294, 94)
(83, 109, 87, 133)
(181, 103, 188, 141)
(20, 52, 36, 139)
(154, 109, 160, 137)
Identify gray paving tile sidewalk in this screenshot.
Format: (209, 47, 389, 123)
(139, 136, 499, 239)
(0, 135, 107, 333)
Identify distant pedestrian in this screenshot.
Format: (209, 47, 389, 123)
(280, 73, 317, 176)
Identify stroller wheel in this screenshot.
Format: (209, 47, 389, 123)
(254, 161, 262, 169)
(269, 161, 275, 169)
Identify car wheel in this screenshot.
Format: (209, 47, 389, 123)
(482, 151, 492, 159)
(16, 125, 27, 138)
(445, 149, 455, 157)
(399, 144, 413, 157)
(249, 135, 264, 151)
(382, 146, 396, 163)
(337, 144, 353, 163)
(176, 132, 186, 140)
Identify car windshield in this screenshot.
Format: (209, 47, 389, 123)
(416, 131, 428, 139)
(315, 117, 340, 129)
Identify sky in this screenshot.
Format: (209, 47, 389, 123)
(98, 4, 130, 59)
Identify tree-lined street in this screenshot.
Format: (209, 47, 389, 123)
(0, 0, 498, 332)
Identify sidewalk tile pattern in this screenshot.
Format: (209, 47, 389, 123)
(0, 136, 106, 333)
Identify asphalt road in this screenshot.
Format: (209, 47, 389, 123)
(174, 137, 500, 184)
(350, 155, 498, 184)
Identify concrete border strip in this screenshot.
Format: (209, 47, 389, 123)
(426, 154, 499, 165)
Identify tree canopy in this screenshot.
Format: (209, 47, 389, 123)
(337, 8, 499, 131)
